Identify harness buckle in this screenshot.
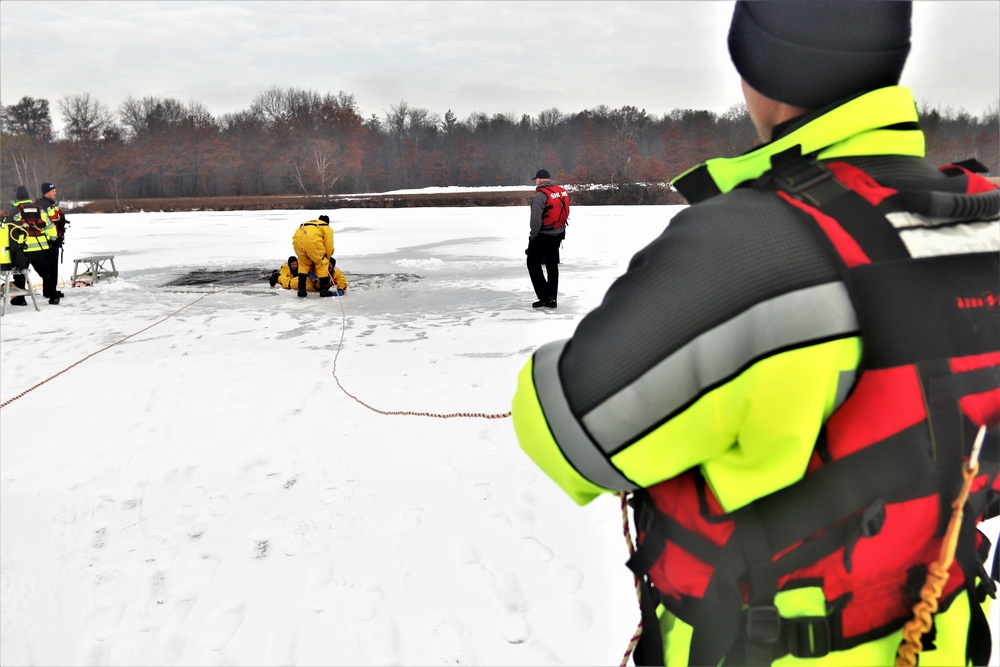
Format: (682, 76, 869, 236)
(769, 146, 834, 194)
(786, 616, 832, 658)
(744, 605, 781, 644)
(860, 498, 886, 538)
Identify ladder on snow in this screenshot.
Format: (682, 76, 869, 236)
(0, 267, 40, 316)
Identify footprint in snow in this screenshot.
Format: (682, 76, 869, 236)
(501, 612, 532, 645)
(281, 517, 329, 557)
(391, 507, 424, 532)
(164, 583, 199, 627)
(206, 492, 230, 517)
(430, 614, 475, 665)
(266, 626, 299, 665)
(87, 568, 126, 641)
(519, 536, 554, 562)
(250, 512, 289, 559)
(306, 560, 337, 612)
(200, 601, 247, 651)
(190, 550, 222, 584)
(452, 537, 533, 644)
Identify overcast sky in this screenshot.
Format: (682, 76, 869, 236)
(2, 1, 998, 135)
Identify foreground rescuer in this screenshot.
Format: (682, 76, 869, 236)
(511, 2, 999, 665)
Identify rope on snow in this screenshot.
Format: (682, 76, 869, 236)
(1, 277, 512, 423)
(328, 289, 511, 420)
(0, 279, 261, 410)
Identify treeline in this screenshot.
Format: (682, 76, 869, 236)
(1, 87, 997, 207)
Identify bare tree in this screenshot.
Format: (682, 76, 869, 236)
(118, 95, 188, 139)
(59, 93, 116, 142)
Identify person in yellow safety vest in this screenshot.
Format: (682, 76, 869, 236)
(511, 2, 999, 666)
(0, 207, 28, 272)
(37, 181, 69, 280)
(292, 214, 335, 298)
(269, 256, 347, 295)
(8, 185, 59, 305)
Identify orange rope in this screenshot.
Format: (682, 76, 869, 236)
(895, 425, 986, 667)
(329, 291, 511, 420)
(619, 491, 644, 667)
(0, 279, 261, 410)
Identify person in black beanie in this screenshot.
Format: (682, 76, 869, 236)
(36, 181, 68, 303)
(512, 3, 999, 665)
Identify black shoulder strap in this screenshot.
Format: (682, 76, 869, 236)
(767, 146, 911, 263)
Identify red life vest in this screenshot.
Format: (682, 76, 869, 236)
(14, 201, 44, 236)
(537, 184, 570, 231)
(628, 153, 1000, 666)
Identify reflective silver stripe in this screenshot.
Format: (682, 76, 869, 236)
(582, 282, 859, 453)
(834, 369, 857, 411)
(533, 339, 639, 491)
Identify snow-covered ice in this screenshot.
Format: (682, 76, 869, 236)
(1, 202, 997, 666)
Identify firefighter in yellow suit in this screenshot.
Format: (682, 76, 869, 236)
(271, 256, 347, 294)
(292, 214, 334, 297)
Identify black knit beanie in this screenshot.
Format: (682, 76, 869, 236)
(728, 1, 911, 109)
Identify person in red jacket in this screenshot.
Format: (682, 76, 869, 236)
(525, 169, 569, 309)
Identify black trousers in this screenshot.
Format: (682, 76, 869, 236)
(13, 248, 58, 298)
(526, 232, 564, 301)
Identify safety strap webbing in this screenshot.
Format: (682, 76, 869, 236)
(681, 150, 998, 665)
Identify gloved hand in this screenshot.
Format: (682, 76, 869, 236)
(50, 237, 62, 249)
(268, 270, 279, 287)
(336, 288, 345, 296)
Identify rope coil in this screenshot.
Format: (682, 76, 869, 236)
(895, 424, 986, 667)
(620, 491, 643, 667)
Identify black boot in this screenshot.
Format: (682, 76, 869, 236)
(318, 276, 334, 297)
(10, 296, 26, 306)
(532, 296, 557, 309)
(297, 274, 309, 297)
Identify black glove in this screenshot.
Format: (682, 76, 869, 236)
(50, 237, 62, 249)
(268, 271, 279, 287)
